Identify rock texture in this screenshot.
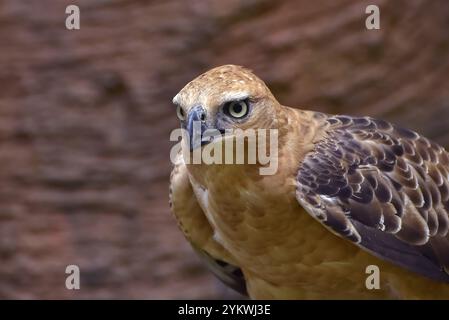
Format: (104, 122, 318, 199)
(0, 0, 448, 298)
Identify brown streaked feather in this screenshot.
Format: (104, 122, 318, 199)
(296, 115, 449, 282)
(169, 152, 248, 296)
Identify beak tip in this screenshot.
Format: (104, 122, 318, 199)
(186, 105, 210, 152)
(189, 138, 211, 152)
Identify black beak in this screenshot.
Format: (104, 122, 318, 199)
(186, 106, 209, 151)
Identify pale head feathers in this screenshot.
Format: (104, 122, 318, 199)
(173, 66, 275, 108)
(172, 65, 280, 130)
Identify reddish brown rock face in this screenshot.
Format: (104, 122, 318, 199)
(0, 0, 448, 299)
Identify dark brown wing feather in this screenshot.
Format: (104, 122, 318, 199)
(296, 115, 449, 282)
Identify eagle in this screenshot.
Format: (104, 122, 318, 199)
(169, 65, 449, 299)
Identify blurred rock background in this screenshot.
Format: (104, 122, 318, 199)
(0, 0, 448, 298)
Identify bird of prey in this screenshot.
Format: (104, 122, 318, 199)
(169, 65, 449, 299)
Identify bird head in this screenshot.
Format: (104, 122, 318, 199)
(172, 65, 281, 152)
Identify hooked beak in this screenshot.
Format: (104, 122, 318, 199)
(185, 105, 210, 151)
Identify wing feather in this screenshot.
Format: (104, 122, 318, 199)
(296, 115, 449, 282)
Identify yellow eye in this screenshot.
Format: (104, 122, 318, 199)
(176, 105, 185, 120)
(225, 100, 249, 119)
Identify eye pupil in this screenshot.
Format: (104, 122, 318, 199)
(232, 103, 242, 114)
(225, 100, 249, 119)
